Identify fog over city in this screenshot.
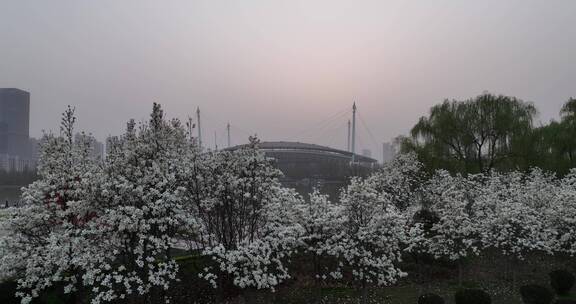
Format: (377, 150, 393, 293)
(4, 2, 576, 304)
(1, 0, 576, 153)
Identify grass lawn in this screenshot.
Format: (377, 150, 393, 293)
(228, 279, 576, 304)
(188, 250, 576, 304)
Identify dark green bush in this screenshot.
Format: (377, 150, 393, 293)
(553, 300, 576, 304)
(550, 270, 575, 296)
(413, 208, 440, 232)
(455, 289, 491, 304)
(0, 281, 19, 304)
(418, 293, 445, 304)
(520, 284, 554, 304)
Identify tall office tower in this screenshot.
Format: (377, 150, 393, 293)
(382, 142, 396, 164)
(0, 88, 30, 158)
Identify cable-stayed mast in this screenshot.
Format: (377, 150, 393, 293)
(351, 102, 357, 163)
(196, 107, 202, 149)
(347, 120, 351, 152)
(227, 122, 231, 148)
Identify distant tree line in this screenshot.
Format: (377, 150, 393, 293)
(398, 93, 576, 175)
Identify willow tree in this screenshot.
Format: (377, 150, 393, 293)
(559, 98, 576, 163)
(523, 98, 576, 175)
(402, 93, 537, 174)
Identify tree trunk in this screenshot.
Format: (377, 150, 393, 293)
(416, 258, 424, 295)
(238, 293, 247, 304)
(359, 283, 368, 304)
(313, 254, 322, 304)
(314, 279, 323, 304)
(512, 260, 518, 290)
(510, 256, 519, 290)
(458, 259, 463, 287)
(239, 290, 257, 304)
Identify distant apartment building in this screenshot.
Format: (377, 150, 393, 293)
(382, 142, 396, 164)
(0, 154, 34, 172)
(29, 137, 40, 163)
(0, 88, 35, 172)
(105, 135, 120, 158)
(93, 139, 104, 159)
(361, 149, 372, 158)
(75, 133, 105, 159)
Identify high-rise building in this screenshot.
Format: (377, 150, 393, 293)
(382, 142, 396, 164)
(0, 88, 30, 158)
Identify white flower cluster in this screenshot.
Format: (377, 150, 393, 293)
(2, 105, 576, 304)
(197, 155, 422, 290)
(415, 168, 576, 263)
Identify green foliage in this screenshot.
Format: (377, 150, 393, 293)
(413, 208, 440, 233)
(549, 270, 576, 296)
(0, 281, 19, 304)
(519, 285, 554, 304)
(401, 95, 576, 175)
(554, 300, 576, 304)
(418, 293, 445, 304)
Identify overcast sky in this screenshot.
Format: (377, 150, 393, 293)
(1, 0, 575, 157)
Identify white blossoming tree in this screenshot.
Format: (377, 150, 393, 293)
(423, 170, 484, 286)
(477, 170, 557, 287)
(322, 176, 408, 304)
(293, 189, 344, 283)
(479, 171, 556, 260)
(85, 103, 200, 303)
(0, 107, 103, 303)
(196, 138, 304, 292)
(548, 169, 576, 256)
(367, 152, 425, 210)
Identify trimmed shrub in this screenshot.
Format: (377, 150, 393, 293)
(553, 300, 576, 304)
(520, 285, 554, 304)
(550, 270, 576, 296)
(418, 293, 445, 304)
(455, 289, 491, 304)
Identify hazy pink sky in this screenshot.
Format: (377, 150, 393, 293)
(1, 0, 575, 157)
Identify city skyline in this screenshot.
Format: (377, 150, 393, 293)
(2, 3, 576, 303)
(1, 1, 575, 156)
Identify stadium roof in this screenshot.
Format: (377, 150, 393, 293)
(228, 141, 377, 163)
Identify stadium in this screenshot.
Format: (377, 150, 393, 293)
(228, 141, 378, 197)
